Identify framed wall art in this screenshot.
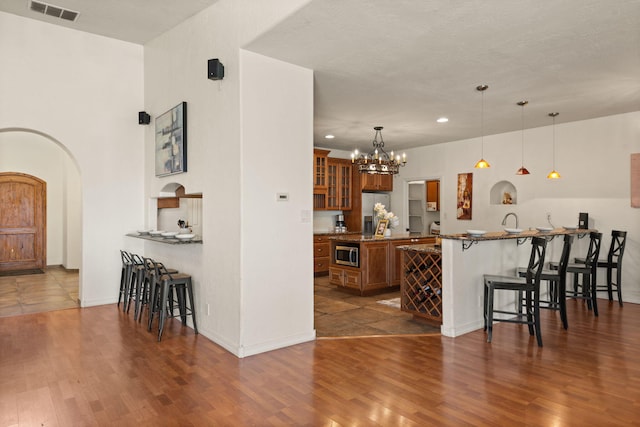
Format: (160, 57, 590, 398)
(155, 102, 187, 177)
(457, 172, 473, 220)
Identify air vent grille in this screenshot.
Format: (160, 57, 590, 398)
(29, 0, 79, 22)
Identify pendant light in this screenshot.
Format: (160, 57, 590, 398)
(474, 85, 490, 169)
(547, 112, 561, 179)
(516, 100, 530, 175)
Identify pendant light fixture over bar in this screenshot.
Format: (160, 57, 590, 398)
(474, 85, 490, 169)
(516, 100, 530, 175)
(547, 112, 561, 179)
(351, 126, 407, 175)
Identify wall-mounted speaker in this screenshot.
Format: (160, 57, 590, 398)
(138, 111, 150, 125)
(208, 58, 224, 80)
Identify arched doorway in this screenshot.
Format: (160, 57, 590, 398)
(0, 129, 82, 314)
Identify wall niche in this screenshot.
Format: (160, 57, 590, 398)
(490, 180, 517, 205)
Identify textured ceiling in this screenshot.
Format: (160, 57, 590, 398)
(0, 0, 219, 44)
(2, 0, 639, 152)
(246, 0, 640, 151)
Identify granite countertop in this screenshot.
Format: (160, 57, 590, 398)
(397, 243, 442, 254)
(314, 230, 362, 236)
(329, 232, 436, 243)
(126, 233, 202, 244)
(440, 227, 595, 241)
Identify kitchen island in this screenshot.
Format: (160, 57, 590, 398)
(438, 227, 595, 338)
(328, 233, 436, 295)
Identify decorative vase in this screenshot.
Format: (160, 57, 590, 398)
(384, 228, 391, 237)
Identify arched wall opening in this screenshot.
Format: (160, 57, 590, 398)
(0, 128, 82, 284)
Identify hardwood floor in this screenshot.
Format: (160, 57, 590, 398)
(1, 292, 639, 425)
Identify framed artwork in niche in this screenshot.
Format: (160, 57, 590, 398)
(457, 173, 473, 220)
(155, 102, 187, 177)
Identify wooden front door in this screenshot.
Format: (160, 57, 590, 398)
(0, 173, 46, 272)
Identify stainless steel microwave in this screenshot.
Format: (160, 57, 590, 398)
(335, 245, 359, 268)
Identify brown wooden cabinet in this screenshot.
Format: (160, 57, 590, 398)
(329, 237, 435, 295)
(313, 149, 330, 210)
(389, 237, 436, 286)
(329, 267, 361, 290)
(401, 248, 442, 324)
(313, 235, 330, 276)
(327, 158, 352, 210)
(360, 173, 393, 192)
(426, 180, 440, 211)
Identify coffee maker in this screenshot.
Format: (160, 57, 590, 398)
(335, 214, 347, 233)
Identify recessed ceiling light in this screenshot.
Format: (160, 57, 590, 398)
(325, 134, 335, 139)
(437, 117, 449, 123)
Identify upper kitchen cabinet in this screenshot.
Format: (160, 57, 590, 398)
(327, 158, 352, 210)
(313, 149, 330, 210)
(313, 149, 330, 189)
(426, 180, 440, 211)
(360, 172, 393, 192)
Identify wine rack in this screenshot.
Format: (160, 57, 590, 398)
(400, 249, 442, 322)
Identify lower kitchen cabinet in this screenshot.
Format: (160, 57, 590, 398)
(400, 246, 442, 324)
(389, 237, 436, 285)
(329, 267, 361, 290)
(313, 235, 330, 276)
(329, 235, 435, 295)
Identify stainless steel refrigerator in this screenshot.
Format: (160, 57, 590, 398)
(362, 193, 390, 235)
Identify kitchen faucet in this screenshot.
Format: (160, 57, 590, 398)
(501, 212, 519, 229)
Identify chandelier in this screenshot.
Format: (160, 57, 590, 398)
(351, 126, 407, 174)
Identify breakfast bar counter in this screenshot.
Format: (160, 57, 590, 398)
(126, 233, 202, 244)
(436, 227, 596, 338)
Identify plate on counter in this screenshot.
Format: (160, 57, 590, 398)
(504, 228, 523, 235)
(536, 226, 554, 232)
(466, 230, 487, 237)
(176, 234, 195, 241)
(563, 225, 578, 230)
(161, 231, 179, 238)
(149, 230, 165, 236)
(137, 230, 152, 235)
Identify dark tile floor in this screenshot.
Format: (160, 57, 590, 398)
(0, 266, 79, 318)
(314, 276, 441, 337)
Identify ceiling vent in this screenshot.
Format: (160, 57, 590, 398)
(29, 0, 79, 22)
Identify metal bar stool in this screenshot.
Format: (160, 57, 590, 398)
(118, 250, 133, 311)
(147, 259, 198, 341)
(484, 236, 547, 347)
(126, 253, 147, 318)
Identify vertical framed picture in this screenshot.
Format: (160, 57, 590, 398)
(155, 102, 187, 176)
(375, 219, 389, 238)
(457, 173, 473, 220)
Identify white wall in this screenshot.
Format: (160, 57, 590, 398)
(240, 50, 315, 355)
(0, 130, 81, 268)
(394, 111, 640, 302)
(143, 0, 313, 356)
(0, 11, 145, 305)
